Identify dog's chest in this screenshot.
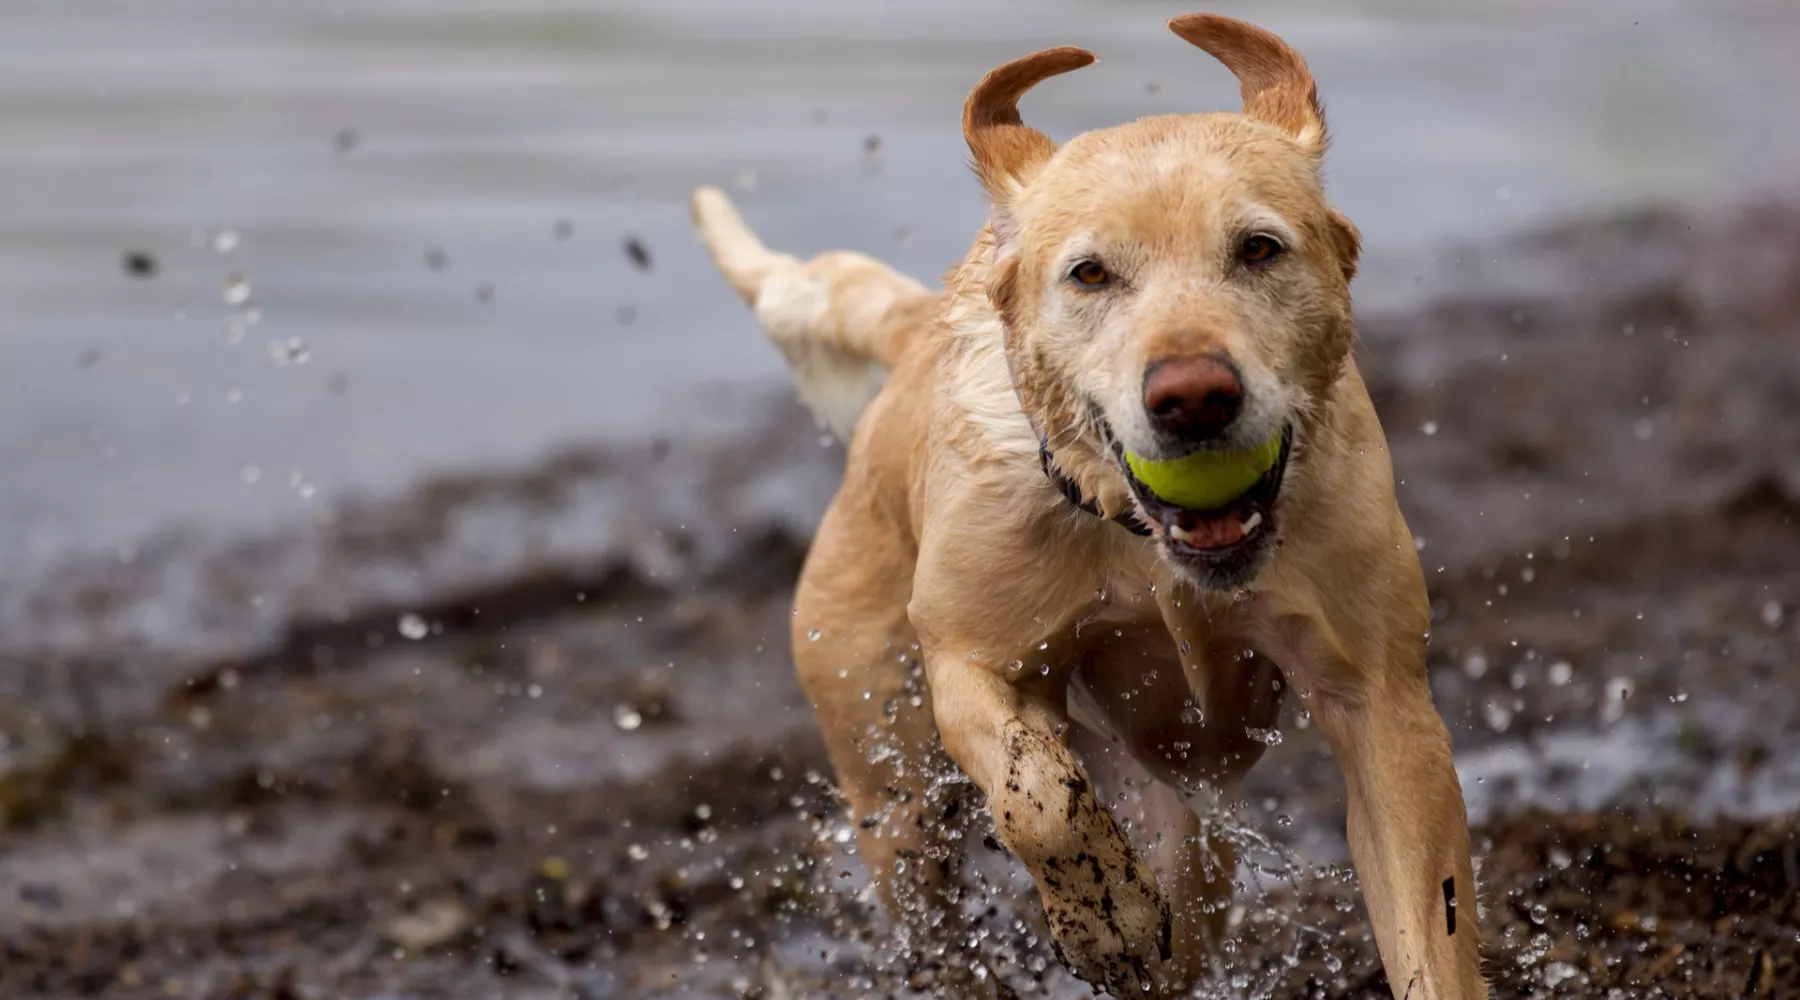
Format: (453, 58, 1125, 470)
(1077, 575, 1249, 658)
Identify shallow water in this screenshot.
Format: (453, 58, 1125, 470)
(2, 0, 1797, 589)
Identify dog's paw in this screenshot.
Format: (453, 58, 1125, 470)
(1042, 862, 1175, 998)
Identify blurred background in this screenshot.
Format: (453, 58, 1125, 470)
(2, 1, 1798, 997)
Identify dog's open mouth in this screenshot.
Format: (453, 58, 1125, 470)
(1112, 429, 1292, 558)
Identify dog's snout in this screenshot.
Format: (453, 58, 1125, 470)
(1143, 354, 1243, 441)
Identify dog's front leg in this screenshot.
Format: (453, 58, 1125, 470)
(1311, 667, 1486, 1000)
(926, 655, 1176, 998)
(1251, 579, 1490, 999)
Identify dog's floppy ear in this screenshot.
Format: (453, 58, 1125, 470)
(963, 46, 1094, 202)
(1168, 14, 1325, 153)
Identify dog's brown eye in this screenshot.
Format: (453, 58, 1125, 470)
(1069, 260, 1111, 287)
(1240, 235, 1284, 266)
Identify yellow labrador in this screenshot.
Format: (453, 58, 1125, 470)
(692, 14, 1488, 999)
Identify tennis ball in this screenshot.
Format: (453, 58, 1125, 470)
(1124, 433, 1283, 510)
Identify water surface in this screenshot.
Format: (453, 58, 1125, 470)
(2, 0, 1795, 586)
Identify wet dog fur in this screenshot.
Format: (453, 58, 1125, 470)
(692, 14, 1490, 999)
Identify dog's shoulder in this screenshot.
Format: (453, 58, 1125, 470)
(934, 234, 1041, 468)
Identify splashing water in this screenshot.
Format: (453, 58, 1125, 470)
(222, 273, 252, 306)
(396, 612, 428, 640)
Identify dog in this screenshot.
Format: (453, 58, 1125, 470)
(692, 14, 1489, 999)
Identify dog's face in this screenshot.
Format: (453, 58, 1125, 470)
(967, 19, 1360, 590)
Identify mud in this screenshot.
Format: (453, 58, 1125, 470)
(4, 202, 1800, 998)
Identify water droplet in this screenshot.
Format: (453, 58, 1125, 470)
(1421, 420, 1439, 436)
(1463, 652, 1488, 679)
(397, 613, 428, 640)
(1275, 814, 1292, 827)
(213, 230, 240, 254)
(1324, 955, 1342, 973)
(1760, 600, 1784, 627)
(222, 274, 252, 305)
(1542, 961, 1579, 988)
(1602, 677, 1633, 723)
(1006, 659, 1024, 672)
(1180, 706, 1204, 725)
(1483, 700, 1513, 732)
(807, 629, 822, 642)
(1037, 640, 1050, 650)
(627, 843, 649, 861)
(1548, 660, 1573, 686)
(1529, 902, 1548, 924)
(1244, 727, 1282, 746)
(1633, 417, 1655, 441)
(239, 464, 261, 485)
(612, 704, 644, 731)
(268, 336, 311, 367)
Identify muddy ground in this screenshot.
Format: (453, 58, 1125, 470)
(2, 203, 1799, 999)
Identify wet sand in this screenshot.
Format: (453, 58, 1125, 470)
(7, 0, 1800, 583)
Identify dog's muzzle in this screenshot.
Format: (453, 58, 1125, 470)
(1111, 426, 1293, 589)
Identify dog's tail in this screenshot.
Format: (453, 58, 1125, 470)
(691, 186, 933, 438)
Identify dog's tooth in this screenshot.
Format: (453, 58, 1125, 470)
(1169, 522, 1193, 543)
(1240, 511, 1263, 533)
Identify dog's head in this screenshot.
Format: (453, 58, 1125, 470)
(967, 15, 1361, 591)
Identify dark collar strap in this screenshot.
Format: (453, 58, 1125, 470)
(1038, 440, 1153, 537)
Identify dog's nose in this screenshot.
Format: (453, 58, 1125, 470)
(1143, 354, 1243, 441)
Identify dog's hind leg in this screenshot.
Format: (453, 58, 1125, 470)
(791, 492, 989, 994)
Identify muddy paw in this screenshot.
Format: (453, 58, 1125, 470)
(1042, 863, 1174, 998)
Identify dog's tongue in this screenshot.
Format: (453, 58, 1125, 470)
(1171, 509, 1246, 548)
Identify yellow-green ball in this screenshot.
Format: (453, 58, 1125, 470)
(1125, 434, 1282, 510)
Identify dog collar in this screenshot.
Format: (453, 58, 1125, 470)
(1038, 439, 1154, 537)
